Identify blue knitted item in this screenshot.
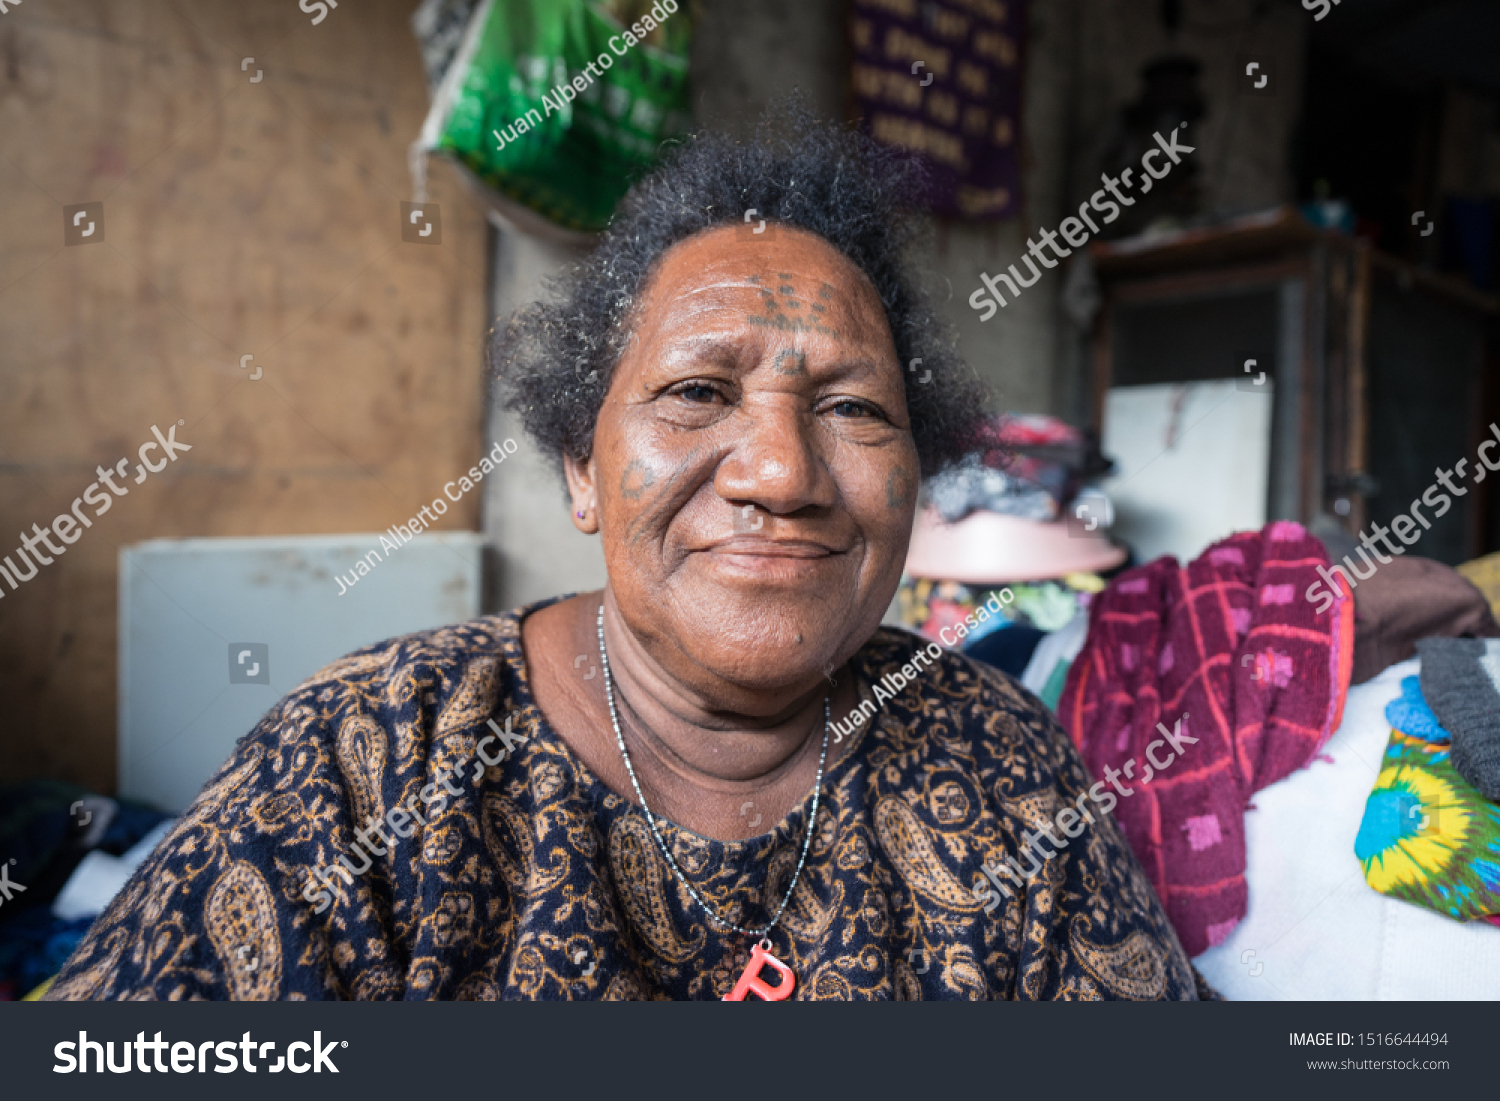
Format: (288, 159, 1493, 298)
(1384, 676, 1450, 743)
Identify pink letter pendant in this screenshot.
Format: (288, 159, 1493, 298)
(723, 939, 796, 1001)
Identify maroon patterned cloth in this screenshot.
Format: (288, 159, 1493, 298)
(1057, 522, 1355, 956)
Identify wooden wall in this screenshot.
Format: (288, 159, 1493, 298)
(0, 0, 488, 793)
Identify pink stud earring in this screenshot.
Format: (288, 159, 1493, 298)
(577, 510, 586, 519)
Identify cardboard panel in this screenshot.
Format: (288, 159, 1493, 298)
(0, 0, 489, 793)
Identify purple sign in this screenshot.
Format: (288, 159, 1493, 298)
(850, 0, 1025, 220)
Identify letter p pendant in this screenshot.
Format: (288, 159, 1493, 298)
(723, 939, 796, 1001)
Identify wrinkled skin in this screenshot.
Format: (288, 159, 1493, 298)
(522, 224, 919, 840)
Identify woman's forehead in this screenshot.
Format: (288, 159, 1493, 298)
(633, 225, 893, 349)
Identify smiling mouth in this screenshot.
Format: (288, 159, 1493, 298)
(701, 536, 844, 579)
(708, 536, 838, 557)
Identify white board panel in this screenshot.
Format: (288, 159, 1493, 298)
(1101, 380, 1273, 565)
(119, 533, 482, 812)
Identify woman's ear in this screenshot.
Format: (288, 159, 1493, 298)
(563, 452, 599, 534)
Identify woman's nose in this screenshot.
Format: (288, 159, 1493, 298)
(713, 399, 834, 515)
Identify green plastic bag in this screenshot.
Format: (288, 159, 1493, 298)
(420, 0, 693, 233)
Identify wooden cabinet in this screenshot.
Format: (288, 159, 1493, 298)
(1088, 207, 1499, 564)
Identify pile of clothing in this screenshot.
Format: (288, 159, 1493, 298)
(1354, 650, 1500, 924)
(897, 574, 1102, 710)
(1193, 655, 1500, 999)
(924, 414, 1113, 524)
(1057, 521, 1356, 955)
(898, 414, 1123, 707)
(0, 782, 172, 1000)
(1050, 521, 1500, 990)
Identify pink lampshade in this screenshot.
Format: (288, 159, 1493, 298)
(904, 507, 1126, 585)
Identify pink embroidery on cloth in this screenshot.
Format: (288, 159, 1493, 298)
(1183, 814, 1223, 851)
(1249, 649, 1294, 687)
(1057, 523, 1353, 956)
(1205, 920, 1239, 948)
(1261, 583, 1295, 605)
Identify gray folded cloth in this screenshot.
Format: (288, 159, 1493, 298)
(1417, 637, 1500, 800)
(926, 454, 1057, 524)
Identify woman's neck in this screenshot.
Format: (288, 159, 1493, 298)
(519, 591, 851, 840)
(596, 590, 830, 791)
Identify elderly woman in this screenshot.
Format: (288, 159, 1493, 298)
(47, 113, 1210, 1001)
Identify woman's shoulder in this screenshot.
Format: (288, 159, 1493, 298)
(255, 612, 530, 752)
(44, 613, 531, 1000)
(855, 629, 1206, 1000)
(287, 614, 521, 706)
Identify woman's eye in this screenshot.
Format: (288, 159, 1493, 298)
(830, 400, 879, 419)
(672, 383, 722, 404)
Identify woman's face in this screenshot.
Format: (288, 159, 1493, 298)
(569, 225, 919, 708)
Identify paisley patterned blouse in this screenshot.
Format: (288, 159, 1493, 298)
(47, 599, 1212, 1000)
